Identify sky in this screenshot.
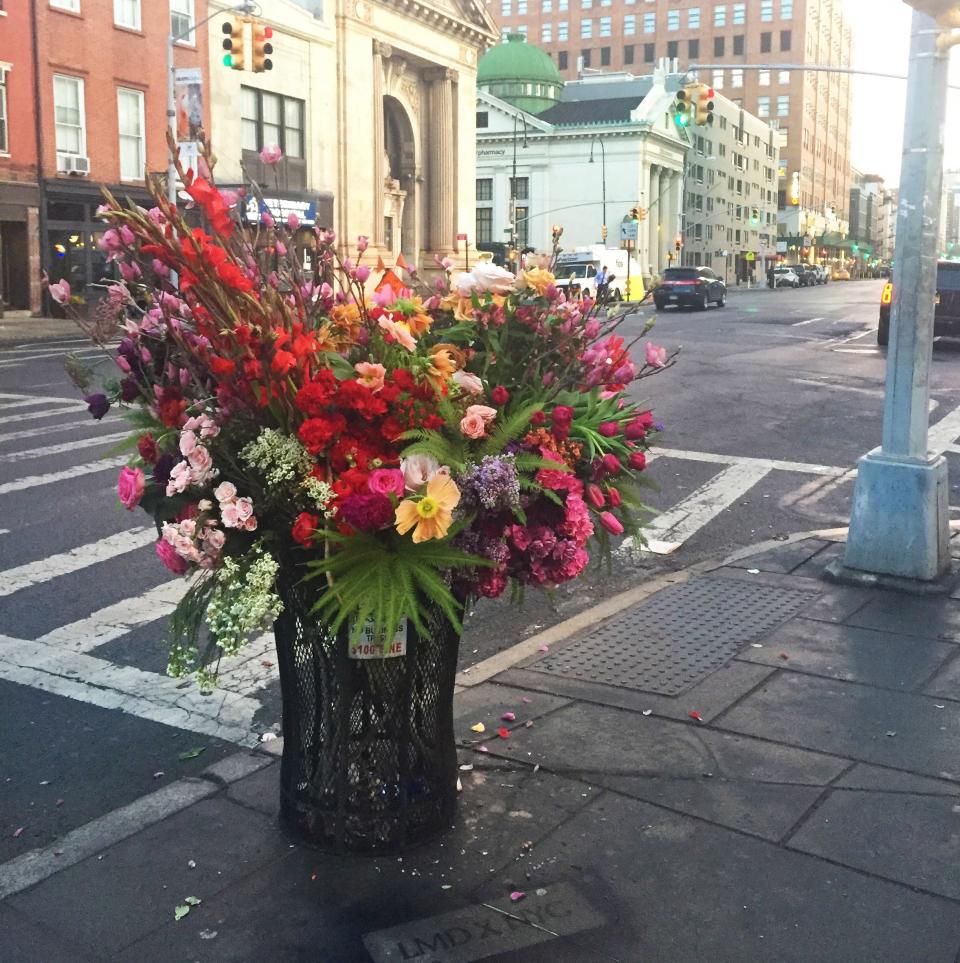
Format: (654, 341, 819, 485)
(847, 0, 960, 185)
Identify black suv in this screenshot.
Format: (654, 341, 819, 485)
(795, 264, 818, 287)
(654, 266, 727, 310)
(878, 261, 960, 345)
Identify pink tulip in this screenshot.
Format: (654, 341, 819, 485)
(600, 511, 624, 535)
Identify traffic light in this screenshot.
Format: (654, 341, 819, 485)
(674, 87, 692, 127)
(638, 207, 647, 221)
(750, 207, 760, 225)
(675, 238, 682, 252)
(695, 84, 715, 125)
(222, 18, 245, 70)
(251, 20, 274, 73)
(601, 224, 608, 241)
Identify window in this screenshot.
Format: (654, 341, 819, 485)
(541, 22, 552, 41)
(500, 29, 510, 41)
(667, 9, 679, 29)
(241, 86, 305, 157)
(518, 0, 527, 11)
(687, 7, 700, 26)
(0, 69, 7, 154)
(559, 0, 568, 9)
(688, 38, 699, 57)
(476, 178, 493, 201)
(558, 20, 568, 39)
(601, 0, 612, 6)
(714, 36, 724, 55)
(117, 87, 144, 181)
(516, 23, 528, 36)
(114, 0, 140, 29)
(778, 69, 790, 84)
(731, 68, 743, 88)
(476, 208, 493, 244)
(757, 96, 770, 117)
(713, 69, 724, 89)
(714, 4, 725, 25)
(780, 29, 791, 50)
(543, 0, 552, 10)
(777, 94, 789, 115)
(50, 0, 80, 9)
(624, 14, 635, 34)
(476, 111, 489, 128)
(599, 15, 611, 35)
(732, 2, 744, 22)
(759, 69, 770, 85)
(558, 50, 569, 68)
(581, 48, 592, 66)
(780, 0, 792, 18)
(760, 31, 771, 52)
(733, 34, 744, 54)
(666, 39, 678, 58)
(515, 207, 529, 248)
(624, 44, 635, 62)
(643, 12, 655, 31)
(53, 75, 84, 155)
(644, 41, 655, 61)
(170, 0, 194, 44)
(510, 177, 529, 200)
(600, 45, 611, 64)
(581, 17, 592, 37)
(582, 0, 592, 7)
(501, 0, 511, 13)
(760, 0, 772, 19)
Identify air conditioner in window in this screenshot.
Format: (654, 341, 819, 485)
(56, 152, 91, 175)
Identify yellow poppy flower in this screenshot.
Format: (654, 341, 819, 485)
(523, 267, 556, 296)
(394, 474, 461, 543)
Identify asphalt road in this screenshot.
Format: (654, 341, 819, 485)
(3, 278, 960, 857)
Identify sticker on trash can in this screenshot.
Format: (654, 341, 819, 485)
(349, 619, 407, 659)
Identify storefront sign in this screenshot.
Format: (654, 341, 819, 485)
(477, 148, 507, 157)
(349, 619, 407, 660)
(245, 196, 318, 225)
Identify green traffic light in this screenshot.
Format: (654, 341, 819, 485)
(675, 113, 690, 127)
(223, 53, 232, 66)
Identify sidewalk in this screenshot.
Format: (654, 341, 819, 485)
(0, 314, 80, 343)
(2, 533, 959, 962)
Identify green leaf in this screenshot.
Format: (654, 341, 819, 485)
(178, 746, 206, 761)
(174, 905, 190, 921)
(183, 896, 202, 906)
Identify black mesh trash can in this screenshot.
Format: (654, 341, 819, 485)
(273, 573, 460, 853)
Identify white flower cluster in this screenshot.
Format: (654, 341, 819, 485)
(302, 476, 337, 517)
(240, 428, 312, 487)
(205, 547, 283, 658)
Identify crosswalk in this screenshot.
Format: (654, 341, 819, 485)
(2, 383, 960, 749)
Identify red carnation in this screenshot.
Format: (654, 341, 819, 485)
(292, 512, 320, 546)
(337, 492, 394, 532)
(137, 432, 159, 465)
(298, 414, 346, 455)
(295, 370, 338, 416)
(491, 385, 510, 405)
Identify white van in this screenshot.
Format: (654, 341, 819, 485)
(554, 246, 644, 301)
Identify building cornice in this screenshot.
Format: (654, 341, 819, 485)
(375, 0, 498, 48)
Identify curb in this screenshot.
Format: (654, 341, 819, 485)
(0, 526, 852, 903)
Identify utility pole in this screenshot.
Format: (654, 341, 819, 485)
(842, 4, 955, 582)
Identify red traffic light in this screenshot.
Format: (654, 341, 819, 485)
(262, 26, 273, 38)
(706, 87, 715, 98)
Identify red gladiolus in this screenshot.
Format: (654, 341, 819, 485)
(598, 421, 619, 437)
(137, 432, 159, 465)
(292, 512, 320, 546)
(586, 483, 605, 509)
(599, 511, 624, 535)
(601, 453, 621, 475)
(629, 451, 647, 471)
(271, 349, 297, 375)
(608, 486, 622, 508)
(491, 385, 510, 405)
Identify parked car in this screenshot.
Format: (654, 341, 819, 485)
(809, 265, 830, 284)
(832, 267, 851, 281)
(653, 266, 727, 310)
(878, 260, 960, 345)
(795, 264, 819, 287)
(770, 266, 801, 288)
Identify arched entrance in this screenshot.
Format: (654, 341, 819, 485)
(383, 96, 417, 260)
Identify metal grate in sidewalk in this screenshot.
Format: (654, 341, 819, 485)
(528, 576, 821, 695)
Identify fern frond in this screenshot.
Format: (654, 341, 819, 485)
(481, 400, 543, 456)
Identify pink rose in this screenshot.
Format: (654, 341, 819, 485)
(165, 460, 192, 496)
(214, 481, 237, 504)
(179, 430, 198, 457)
(221, 502, 241, 528)
(452, 370, 484, 395)
(204, 528, 226, 553)
(354, 361, 386, 393)
(234, 497, 254, 522)
(459, 404, 497, 439)
(155, 538, 189, 575)
(117, 466, 145, 510)
(187, 445, 214, 479)
(242, 515, 258, 532)
(368, 468, 405, 498)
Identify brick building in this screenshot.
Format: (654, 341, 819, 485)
(488, 0, 853, 247)
(0, 1, 42, 313)
(29, 0, 209, 303)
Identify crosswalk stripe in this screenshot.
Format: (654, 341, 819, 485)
(0, 526, 155, 597)
(0, 406, 88, 425)
(0, 350, 104, 367)
(653, 446, 846, 477)
(0, 418, 97, 444)
(0, 431, 130, 463)
(929, 403, 960, 455)
(0, 455, 128, 495)
(0, 392, 84, 406)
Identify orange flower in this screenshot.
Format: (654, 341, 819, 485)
(395, 474, 460, 543)
(523, 267, 556, 296)
(428, 343, 465, 384)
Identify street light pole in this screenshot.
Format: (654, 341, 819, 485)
(510, 111, 528, 271)
(589, 135, 607, 243)
(842, 7, 952, 582)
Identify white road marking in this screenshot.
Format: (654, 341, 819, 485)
(0, 529, 9, 535)
(3, 338, 92, 350)
(833, 347, 880, 354)
(0, 527, 155, 597)
(0, 455, 128, 495)
(792, 316, 824, 326)
(929, 403, 960, 455)
(625, 461, 773, 555)
(0, 431, 130, 464)
(0, 417, 97, 444)
(789, 378, 939, 412)
(0, 405, 88, 425)
(0, 392, 84, 406)
(653, 446, 846, 477)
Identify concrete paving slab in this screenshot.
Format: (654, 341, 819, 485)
(789, 789, 960, 900)
(226, 760, 281, 817)
(717, 672, 960, 781)
(791, 542, 846, 579)
(835, 764, 960, 795)
(846, 595, 960, 641)
(728, 538, 831, 574)
(6, 797, 290, 957)
(501, 659, 776, 724)
(922, 650, 960, 702)
(484, 792, 960, 962)
(796, 585, 876, 624)
(736, 618, 956, 690)
(0, 902, 95, 962)
(453, 682, 572, 745)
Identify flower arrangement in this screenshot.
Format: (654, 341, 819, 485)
(62, 139, 674, 687)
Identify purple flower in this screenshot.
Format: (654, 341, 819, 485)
(458, 455, 520, 512)
(153, 453, 175, 487)
(120, 378, 140, 403)
(84, 393, 110, 420)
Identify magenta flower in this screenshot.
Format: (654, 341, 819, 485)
(645, 342, 667, 368)
(286, 212, 300, 230)
(259, 144, 283, 166)
(48, 279, 71, 304)
(599, 511, 624, 535)
(368, 468, 405, 499)
(117, 466, 145, 510)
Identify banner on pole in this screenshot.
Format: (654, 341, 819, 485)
(174, 67, 203, 172)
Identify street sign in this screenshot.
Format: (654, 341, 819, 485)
(620, 221, 639, 241)
(456, 233, 468, 241)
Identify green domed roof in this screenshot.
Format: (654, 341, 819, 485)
(478, 35, 563, 115)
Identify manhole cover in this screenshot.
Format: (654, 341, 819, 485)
(529, 576, 820, 695)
